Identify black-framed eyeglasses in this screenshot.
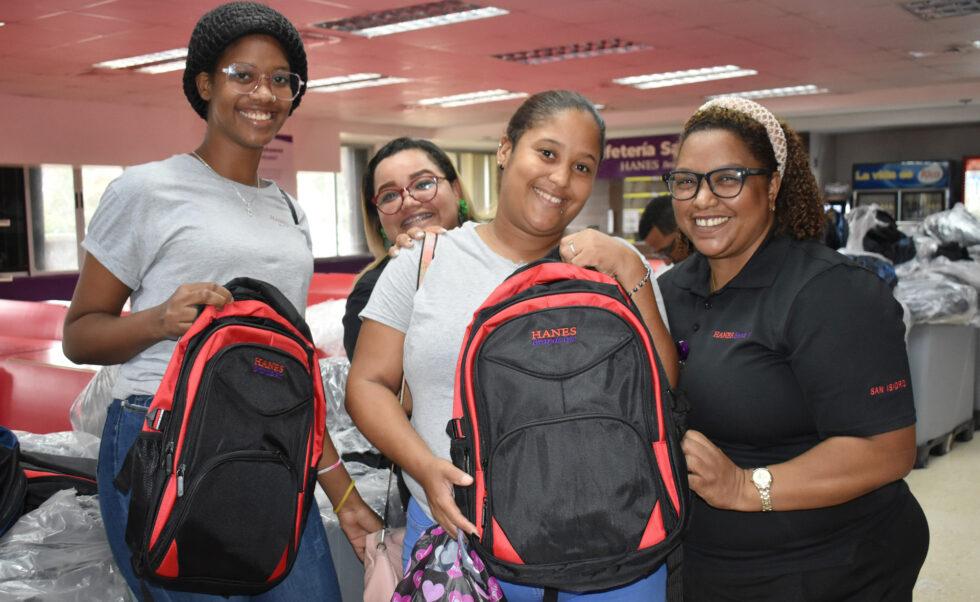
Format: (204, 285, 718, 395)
(372, 175, 445, 215)
(221, 63, 305, 101)
(662, 167, 772, 201)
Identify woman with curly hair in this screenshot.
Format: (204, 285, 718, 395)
(657, 97, 928, 600)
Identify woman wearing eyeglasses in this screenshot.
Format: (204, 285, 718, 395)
(342, 138, 474, 361)
(657, 98, 928, 600)
(63, 3, 379, 600)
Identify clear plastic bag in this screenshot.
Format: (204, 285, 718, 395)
(69, 365, 119, 437)
(306, 299, 349, 358)
(14, 431, 101, 460)
(922, 204, 980, 247)
(893, 272, 978, 326)
(321, 357, 376, 457)
(318, 357, 404, 528)
(0, 490, 132, 601)
(843, 205, 884, 254)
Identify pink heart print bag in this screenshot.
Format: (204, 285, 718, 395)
(393, 525, 506, 602)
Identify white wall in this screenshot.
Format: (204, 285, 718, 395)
(0, 93, 342, 172)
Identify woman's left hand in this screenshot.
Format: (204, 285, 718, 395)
(559, 229, 646, 284)
(683, 430, 752, 511)
(388, 225, 448, 258)
(337, 498, 383, 562)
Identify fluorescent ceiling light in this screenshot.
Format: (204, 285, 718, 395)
(973, 40, 980, 49)
(415, 89, 528, 108)
(439, 91, 527, 107)
(357, 6, 507, 37)
(309, 75, 410, 93)
(315, 1, 508, 38)
(706, 85, 829, 100)
(136, 60, 186, 74)
(307, 73, 383, 88)
(614, 65, 757, 90)
(417, 89, 512, 106)
(94, 48, 187, 70)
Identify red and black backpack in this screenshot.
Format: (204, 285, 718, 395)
(116, 277, 325, 595)
(447, 254, 689, 593)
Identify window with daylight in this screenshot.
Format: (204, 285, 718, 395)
(28, 164, 78, 272)
(297, 146, 369, 258)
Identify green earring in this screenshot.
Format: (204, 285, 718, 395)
(378, 222, 391, 249)
(458, 198, 469, 225)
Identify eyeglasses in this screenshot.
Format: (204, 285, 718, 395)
(221, 63, 305, 101)
(372, 175, 445, 215)
(662, 167, 772, 201)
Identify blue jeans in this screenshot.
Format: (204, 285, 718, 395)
(403, 497, 667, 601)
(98, 395, 342, 601)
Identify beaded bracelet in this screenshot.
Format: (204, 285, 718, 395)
(628, 267, 652, 299)
(317, 458, 342, 475)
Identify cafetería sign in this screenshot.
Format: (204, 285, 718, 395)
(597, 135, 680, 180)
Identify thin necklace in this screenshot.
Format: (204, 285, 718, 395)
(190, 151, 258, 217)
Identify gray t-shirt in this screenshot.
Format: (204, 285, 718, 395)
(83, 153, 313, 399)
(361, 222, 667, 519)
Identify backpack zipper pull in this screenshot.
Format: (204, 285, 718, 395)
(164, 442, 175, 474)
(176, 465, 186, 497)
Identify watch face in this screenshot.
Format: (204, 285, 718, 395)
(752, 468, 772, 488)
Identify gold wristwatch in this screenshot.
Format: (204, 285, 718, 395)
(751, 467, 773, 512)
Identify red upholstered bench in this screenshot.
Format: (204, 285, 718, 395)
(0, 299, 69, 341)
(0, 359, 95, 433)
(307, 272, 357, 306)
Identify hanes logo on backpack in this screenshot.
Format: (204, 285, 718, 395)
(530, 326, 577, 346)
(252, 357, 285, 379)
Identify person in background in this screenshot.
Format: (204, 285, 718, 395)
(342, 138, 473, 360)
(658, 96, 928, 600)
(62, 3, 379, 599)
(347, 90, 678, 601)
(638, 196, 686, 264)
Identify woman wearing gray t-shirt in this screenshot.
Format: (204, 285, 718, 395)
(347, 90, 679, 601)
(63, 3, 379, 600)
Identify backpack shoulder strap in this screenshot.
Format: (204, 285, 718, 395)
(277, 187, 299, 225)
(416, 231, 438, 288)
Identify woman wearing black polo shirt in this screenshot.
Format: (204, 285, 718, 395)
(658, 97, 928, 600)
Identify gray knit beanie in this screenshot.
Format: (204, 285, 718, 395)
(183, 2, 308, 120)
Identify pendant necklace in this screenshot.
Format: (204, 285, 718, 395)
(190, 151, 258, 217)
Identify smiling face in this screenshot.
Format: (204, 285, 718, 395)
(673, 128, 779, 269)
(197, 34, 292, 151)
(496, 109, 601, 237)
(371, 148, 462, 239)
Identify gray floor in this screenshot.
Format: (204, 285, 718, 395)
(907, 433, 980, 601)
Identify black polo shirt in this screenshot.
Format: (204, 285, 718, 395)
(659, 232, 917, 575)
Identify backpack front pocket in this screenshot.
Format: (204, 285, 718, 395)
(485, 414, 659, 565)
(149, 450, 297, 584)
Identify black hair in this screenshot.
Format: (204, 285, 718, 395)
(183, 2, 308, 120)
(638, 197, 677, 239)
(505, 90, 606, 160)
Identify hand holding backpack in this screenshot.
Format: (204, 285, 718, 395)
(115, 277, 325, 595)
(446, 254, 689, 593)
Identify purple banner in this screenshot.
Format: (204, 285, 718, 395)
(597, 135, 680, 180)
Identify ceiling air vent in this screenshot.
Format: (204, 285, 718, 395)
(902, 0, 980, 20)
(493, 39, 650, 65)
